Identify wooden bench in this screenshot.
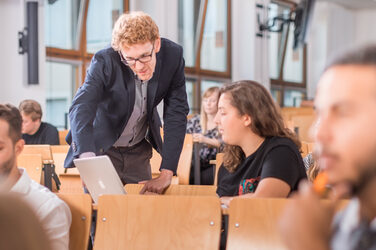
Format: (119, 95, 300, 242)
(124, 184, 217, 196)
(94, 195, 221, 250)
(58, 194, 92, 250)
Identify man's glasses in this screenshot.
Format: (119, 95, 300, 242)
(119, 44, 154, 66)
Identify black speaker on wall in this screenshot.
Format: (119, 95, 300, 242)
(18, 1, 39, 85)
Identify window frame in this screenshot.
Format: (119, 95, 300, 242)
(269, 0, 307, 107)
(182, 0, 232, 113)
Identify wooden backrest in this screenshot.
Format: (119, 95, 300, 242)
(176, 134, 193, 184)
(51, 145, 69, 175)
(281, 107, 314, 120)
(150, 134, 193, 184)
(17, 154, 43, 183)
(150, 148, 162, 175)
(214, 153, 224, 186)
(125, 184, 217, 196)
(291, 115, 316, 142)
(51, 145, 70, 154)
(226, 198, 289, 250)
(59, 174, 84, 194)
(94, 195, 221, 250)
(57, 194, 92, 250)
(226, 198, 350, 250)
(59, 130, 69, 145)
(22, 145, 53, 162)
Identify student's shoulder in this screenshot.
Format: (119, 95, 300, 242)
(28, 181, 70, 214)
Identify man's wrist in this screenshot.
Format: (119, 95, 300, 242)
(160, 169, 173, 178)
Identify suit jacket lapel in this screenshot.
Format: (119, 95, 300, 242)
(147, 56, 161, 117)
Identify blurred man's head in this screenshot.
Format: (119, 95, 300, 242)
(19, 100, 42, 135)
(314, 45, 376, 195)
(0, 104, 24, 183)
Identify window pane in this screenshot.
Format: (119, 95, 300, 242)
(201, 80, 223, 96)
(45, 61, 80, 129)
(268, 2, 290, 79)
(178, 0, 200, 67)
(200, 0, 227, 72)
(271, 87, 282, 107)
(45, 0, 83, 50)
(283, 89, 305, 107)
(186, 80, 195, 114)
(86, 0, 123, 54)
(283, 26, 304, 83)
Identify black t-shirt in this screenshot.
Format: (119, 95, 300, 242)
(216, 136, 307, 197)
(22, 122, 59, 145)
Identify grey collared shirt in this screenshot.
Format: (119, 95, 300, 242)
(331, 198, 376, 250)
(113, 78, 148, 147)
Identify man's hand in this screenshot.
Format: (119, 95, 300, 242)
(139, 169, 173, 194)
(278, 181, 336, 250)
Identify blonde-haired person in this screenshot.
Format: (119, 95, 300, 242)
(65, 11, 188, 194)
(186, 87, 222, 185)
(215, 81, 307, 205)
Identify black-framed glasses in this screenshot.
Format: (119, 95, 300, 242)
(119, 44, 154, 66)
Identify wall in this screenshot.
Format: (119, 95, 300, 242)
(0, 0, 46, 111)
(307, 1, 356, 99)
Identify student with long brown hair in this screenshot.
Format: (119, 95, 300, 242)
(215, 80, 307, 206)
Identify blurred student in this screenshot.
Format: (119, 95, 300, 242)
(0, 193, 52, 250)
(215, 81, 307, 206)
(186, 87, 222, 185)
(0, 104, 71, 250)
(19, 99, 59, 145)
(279, 45, 376, 250)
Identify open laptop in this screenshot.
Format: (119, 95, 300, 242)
(73, 155, 126, 204)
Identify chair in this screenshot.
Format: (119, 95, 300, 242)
(150, 134, 193, 185)
(59, 174, 84, 194)
(226, 198, 350, 250)
(51, 145, 79, 175)
(226, 198, 289, 250)
(176, 133, 193, 184)
(59, 130, 69, 145)
(125, 184, 217, 196)
(291, 114, 316, 142)
(57, 194, 92, 250)
(17, 154, 43, 183)
(22, 144, 53, 163)
(214, 153, 224, 186)
(94, 195, 221, 250)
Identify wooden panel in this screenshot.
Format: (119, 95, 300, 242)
(226, 198, 350, 250)
(151, 134, 193, 185)
(125, 184, 217, 196)
(58, 130, 69, 145)
(291, 115, 315, 142)
(177, 134, 193, 185)
(94, 195, 221, 250)
(17, 154, 43, 184)
(59, 174, 84, 194)
(281, 107, 314, 120)
(214, 153, 224, 186)
(22, 145, 53, 162)
(226, 198, 289, 250)
(58, 194, 92, 250)
(51, 145, 70, 154)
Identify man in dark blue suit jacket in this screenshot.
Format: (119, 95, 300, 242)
(64, 12, 189, 194)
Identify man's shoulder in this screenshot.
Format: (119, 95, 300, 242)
(27, 180, 68, 211)
(160, 38, 183, 54)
